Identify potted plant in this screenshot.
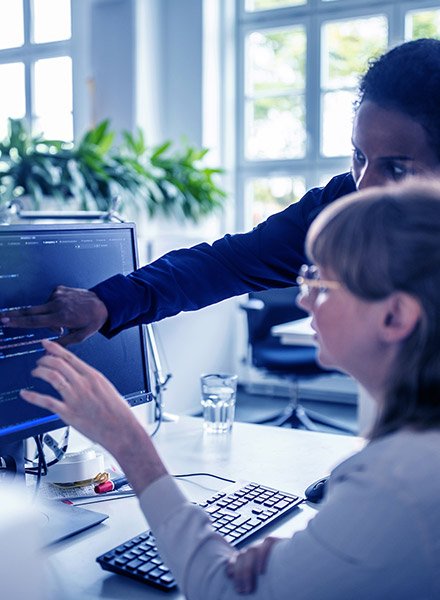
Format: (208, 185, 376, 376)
(0, 118, 226, 223)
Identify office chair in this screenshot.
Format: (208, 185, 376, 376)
(240, 286, 347, 431)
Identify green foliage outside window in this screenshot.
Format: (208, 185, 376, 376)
(409, 11, 440, 40)
(323, 17, 388, 88)
(249, 28, 306, 96)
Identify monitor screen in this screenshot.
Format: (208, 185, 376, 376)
(0, 223, 152, 445)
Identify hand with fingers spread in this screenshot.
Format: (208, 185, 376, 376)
(20, 339, 167, 494)
(0, 286, 108, 346)
(225, 537, 282, 595)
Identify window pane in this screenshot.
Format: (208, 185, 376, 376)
(33, 57, 72, 140)
(0, 0, 24, 50)
(321, 16, 388, 89)
(248, 176, 306, 226)
(247, 29, 306, 95)
(34, 113, 73, 141)
(246, 95, 305, 159)
(405, 9, 440, 40)
(32, 0, 71, 43)
(245, 26, 306, 159)
(245, 0, 305, 11)
(0, 63, 25, 139)
(321, 15, 388, 157)
(321, 90, 355, 157)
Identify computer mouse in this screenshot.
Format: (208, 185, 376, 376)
(304, 476, 328, 504)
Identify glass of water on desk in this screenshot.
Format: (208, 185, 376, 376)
(200, 373, 238, 433)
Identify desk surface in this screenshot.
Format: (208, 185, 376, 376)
(46, 416, 363, 599)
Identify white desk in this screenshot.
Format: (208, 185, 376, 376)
(45, 416, 363, 599)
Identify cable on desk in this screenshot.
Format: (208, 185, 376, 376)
(27, 435, 48, 499)
(65, 472, 237, 506)
(173, 472, 236, 484)
(25, 427, 70, 474)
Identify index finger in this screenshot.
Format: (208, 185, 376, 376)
(0, 302, 59, 328)
(0, 303, 53, 318)
(1, 314, 64, 329)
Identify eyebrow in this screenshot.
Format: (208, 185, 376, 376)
(380, 155, 414, 162)
(351, 141, 414, 162)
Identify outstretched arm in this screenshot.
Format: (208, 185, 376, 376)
(3, 174, 354, 343)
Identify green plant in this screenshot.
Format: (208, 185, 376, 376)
(0, 118, 226, 223)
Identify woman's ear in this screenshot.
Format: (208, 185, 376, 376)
(381, 292, 422, 343)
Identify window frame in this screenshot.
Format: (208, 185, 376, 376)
(0, 0, 73, 138)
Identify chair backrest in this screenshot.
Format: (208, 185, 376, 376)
(246, 286, 308, 344)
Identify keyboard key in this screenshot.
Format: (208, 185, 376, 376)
(148, 568, 164, 579)
(158, 565, 170, 573)
(232, 515, 250, 527)
(126, 558, 144, 571)
(138, 561, 156, 574)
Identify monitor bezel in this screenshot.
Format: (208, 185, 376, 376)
(0, 221, 152, 445)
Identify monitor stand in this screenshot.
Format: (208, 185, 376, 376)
(0, 439, 108, 547)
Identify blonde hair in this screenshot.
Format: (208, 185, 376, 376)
(306, 180, 440, 439)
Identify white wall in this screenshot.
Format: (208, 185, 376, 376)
(75, 0, 239, 415)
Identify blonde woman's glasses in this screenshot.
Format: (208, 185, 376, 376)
(296, 264, 341, 301)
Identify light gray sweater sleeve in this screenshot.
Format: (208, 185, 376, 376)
(138, 450, 435, 600)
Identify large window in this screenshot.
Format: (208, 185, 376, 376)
(236, 0, 440, 227)
(0, 0, 72, 140)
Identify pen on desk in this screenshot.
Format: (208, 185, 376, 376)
(94, 475, 129, 494)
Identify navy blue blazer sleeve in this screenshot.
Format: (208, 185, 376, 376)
(91, 172, 355, 337)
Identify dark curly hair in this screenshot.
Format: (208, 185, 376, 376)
(357, 38, 440, 160)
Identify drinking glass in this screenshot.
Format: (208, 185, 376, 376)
(200, 373, 238, 433)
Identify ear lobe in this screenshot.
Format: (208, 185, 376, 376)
(381, 293, 422, 343)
